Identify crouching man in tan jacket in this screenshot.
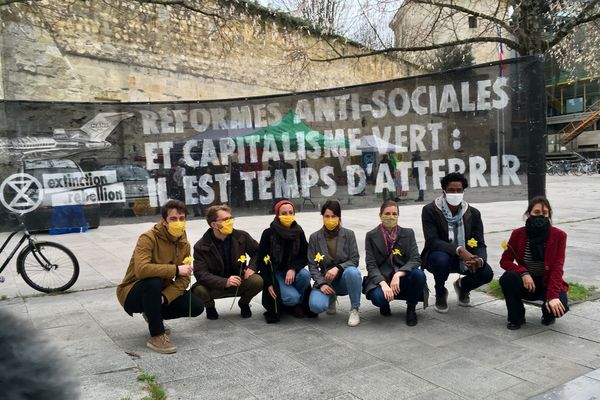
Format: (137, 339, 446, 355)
(116, 199, 204, 354)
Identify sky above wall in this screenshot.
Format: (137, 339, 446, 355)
(259, 0, 398, 48)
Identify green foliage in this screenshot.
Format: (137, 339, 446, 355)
(138, 372, 166, 400)
(478, 278, 504, 299)
(567, 282, 597, 302)
(478, 279, 597, 302)
(431, 44, 475, 72)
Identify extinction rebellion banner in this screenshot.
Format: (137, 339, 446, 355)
(0, 57, 544, 231)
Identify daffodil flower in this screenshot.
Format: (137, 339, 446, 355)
(467, 238, 478, 248)
(392, 248, 402, 256)
(231, 254, 248, 310)
(314, 252, 325, 263)
(263, 254, 276, 313)
(182, 256, 194, 317)
(501, 239, 517, 259)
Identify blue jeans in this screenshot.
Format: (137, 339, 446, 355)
(427, 251, 493, 295)
(275, 268, 311, 306)
(308, 266, 362, 314)
(368, 268, 426, 307)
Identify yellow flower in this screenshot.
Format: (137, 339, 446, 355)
(183, 256, 193, 265)
(263, 254, 271, 264)
(501, 240, 508, 250)
(392, 248, 402, 256)
(467, 238, 478, 248)
(314, 252, 325, 263)
(237, 255, 247, 263)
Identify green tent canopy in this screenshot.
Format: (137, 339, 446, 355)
(244, 110, 349, 152)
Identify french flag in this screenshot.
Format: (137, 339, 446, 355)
(497, 26, 505, 76)
(497, 26, 504, 61)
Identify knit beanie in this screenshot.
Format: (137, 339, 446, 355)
(274, 199, 295, 215)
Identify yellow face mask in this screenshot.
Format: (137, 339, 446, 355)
(278, 215, 296, 228)
(167, 221, 186, 238)
(218, 218, 234, 236)
(381, 216, 398, 229)
(323, 217, 339, 231)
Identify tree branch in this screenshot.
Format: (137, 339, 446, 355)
(547, 0, 600, 48)
(322, 36, 344, 58)
(576, 11, 600, 25)
(310, 36, 522, 62)
(0, 0, 28, 5)
(407, 0, 513, 32)
(130, 0, 223, 18)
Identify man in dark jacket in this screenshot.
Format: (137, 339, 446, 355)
(421, 172, 493, 313)
(192, 205, 263, 320)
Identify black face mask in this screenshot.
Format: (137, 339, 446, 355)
(526, 215, 550, 234)
(525, 215, 550, 261)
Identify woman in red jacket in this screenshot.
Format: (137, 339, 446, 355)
(499, 196, 569, 330)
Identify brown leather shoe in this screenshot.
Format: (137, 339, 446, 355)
(146, 333, 177, 354)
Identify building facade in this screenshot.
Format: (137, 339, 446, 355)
(390, 0, 600, 160)
(389, 0, 510, 68)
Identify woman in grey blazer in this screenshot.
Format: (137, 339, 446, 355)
(363, 200, 427, 326)
(307, 199, 362, 327)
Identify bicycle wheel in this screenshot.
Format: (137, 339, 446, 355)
(587, 163, 596, 175)
(19, 241, 79, 293)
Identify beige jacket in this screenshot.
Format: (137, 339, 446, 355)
(116, 223, 191, 307)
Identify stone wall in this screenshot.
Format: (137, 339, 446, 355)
(0, 0, 414, 102)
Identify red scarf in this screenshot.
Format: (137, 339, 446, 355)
(379, 224, 398, 254)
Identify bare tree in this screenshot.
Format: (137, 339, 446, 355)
(305, 0, 600, 75)
(547, 18, 600, 77)
(268, 0, 351, 35)
(431, 44, 474, 72)
(297, 0, 346, 34)
(3, 0, 598, 75)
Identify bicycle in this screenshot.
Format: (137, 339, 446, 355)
(583, 160, 599, 175)
(0, 214, 79, 293)
(546, 161, 566, 176)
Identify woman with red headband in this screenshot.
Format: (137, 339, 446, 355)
(257, 199, 310, 323)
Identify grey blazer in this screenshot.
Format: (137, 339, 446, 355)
(307, 227, 360, 288)
(363, 225, 421, 295)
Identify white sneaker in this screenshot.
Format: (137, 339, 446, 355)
(347, 308, 360, 327)
(327, 295, 337, 315)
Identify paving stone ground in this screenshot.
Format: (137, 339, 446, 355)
(1, 174, 599, 399)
